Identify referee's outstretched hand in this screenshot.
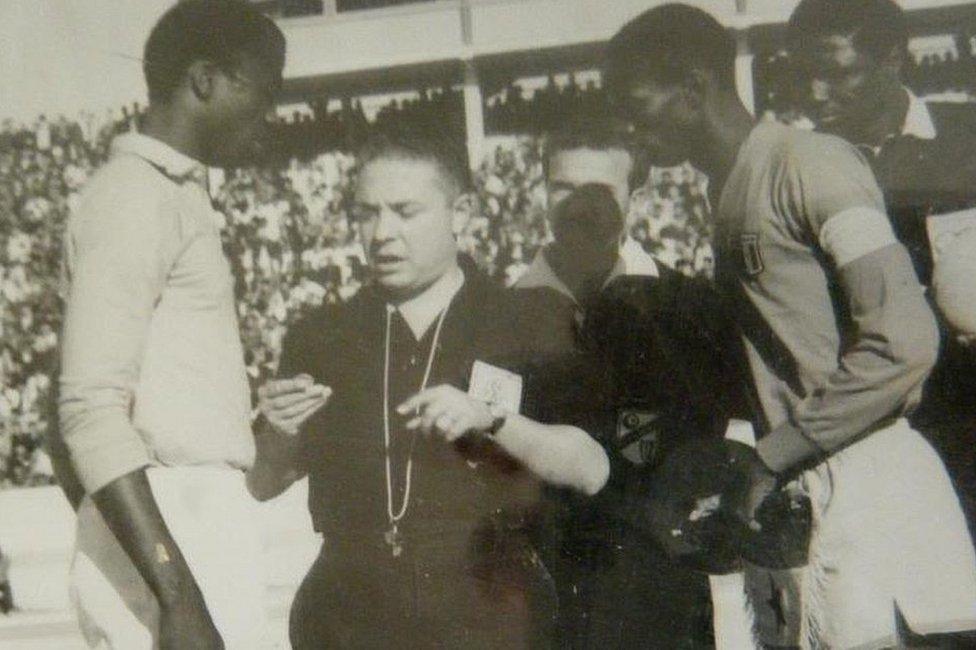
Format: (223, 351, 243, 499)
(258, 374, 332, 436)
(398, 385, 494, 442)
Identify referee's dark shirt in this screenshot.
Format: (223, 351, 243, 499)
(279, 264, 566, 549)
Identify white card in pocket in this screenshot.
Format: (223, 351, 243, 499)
(468, 360, 522, 414)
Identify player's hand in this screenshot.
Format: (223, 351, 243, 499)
(159, 597, 224, 650)
(397, 385, 494, 442)
(258, 374, 331, 436)
(725, 442, 779, 532)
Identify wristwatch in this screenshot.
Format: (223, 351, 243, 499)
(484, 402, 508, 437)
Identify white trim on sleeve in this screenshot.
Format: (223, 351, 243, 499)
(819, 206, 898, 269)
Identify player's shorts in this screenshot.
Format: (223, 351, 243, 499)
(69, 466, 267, 649)
(746, 418, 976, 649)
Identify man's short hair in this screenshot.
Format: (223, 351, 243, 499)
(544, 118, 632, 163)
(355, 124, 472, 198)
(788, 0, 909, 62)
(144, 0, 286, 103)
(606, 4, 737, 94)
(544, 118, 645, 191)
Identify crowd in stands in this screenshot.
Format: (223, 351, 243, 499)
(0, 114, 130, 489)
(273, 76, 608, 160)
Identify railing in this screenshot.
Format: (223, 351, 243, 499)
(254, 0, 975, 21)
(252, 0, 440, 18)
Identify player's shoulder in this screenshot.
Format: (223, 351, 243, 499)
(78, 153, 170, 207)
(507, 285, 579, 354)
(598, 270, 727, 328)
(750, 121, 866, 174)
(71, 154, 175, 235)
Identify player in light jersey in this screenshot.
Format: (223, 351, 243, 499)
(606, 4, 976, 648)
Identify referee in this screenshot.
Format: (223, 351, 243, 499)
(248, 127, 609, 649)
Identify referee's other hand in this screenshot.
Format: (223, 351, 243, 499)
(258, 374, 332, 435)
(398, 385, 494, 442)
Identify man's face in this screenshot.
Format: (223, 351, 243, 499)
(612, 78, 698, 167)
(546, 148, 631, 277)
(203, 55, 281, 167)
(792, 33, 898, 142)
(547, 147, 633, 216)
(353, 156, 461, 300)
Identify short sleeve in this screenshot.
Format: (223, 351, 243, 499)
(776, 133, 896, 268)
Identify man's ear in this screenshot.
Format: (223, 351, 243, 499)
(451, 192, 476, 236)
(187, 60, 218, 103)
(681, 68, 710, 113)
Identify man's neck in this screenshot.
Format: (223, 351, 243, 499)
(691, 93, 755, 196)
(545, 246, 615, 307)
(141, 105, 207, 165)
(388, 264, 464, 340)
(859, 85, 911, 149)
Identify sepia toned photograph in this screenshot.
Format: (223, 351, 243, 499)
(1, 0, 975, 647)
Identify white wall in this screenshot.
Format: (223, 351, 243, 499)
(0, 0, 179, 124)
(2, 0, 969, 123)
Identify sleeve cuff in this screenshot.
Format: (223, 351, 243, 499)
(755, 421, 823, 475)
(72, 434, 153, 495)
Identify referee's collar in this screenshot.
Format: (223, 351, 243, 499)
(391, 265, 465, 340)
(111, 132, 209, 187)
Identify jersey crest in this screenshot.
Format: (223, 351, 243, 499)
(740, 233, 765, 276)
(616, 409, 661, 466)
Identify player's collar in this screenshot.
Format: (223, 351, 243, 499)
(870, 88, 937, 155)
(515, 236, 658, 305)
(111, 132, 209, 187)
(392, 265, 465, 340)
(900, 88, 937, 141)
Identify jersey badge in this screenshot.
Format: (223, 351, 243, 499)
(740, 233, 765, 276)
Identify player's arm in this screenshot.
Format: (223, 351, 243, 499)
(756, 138, 940, 475)
(399, 385, 610, 496)
(490, 413, 610, 496)
(58, 179, 222, 647)
(44, 382, 86, 511)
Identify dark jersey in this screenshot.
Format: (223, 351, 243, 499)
(869, 103, 976, 287)
(870, 101, 976, 526)
(514, 267, 756, 648)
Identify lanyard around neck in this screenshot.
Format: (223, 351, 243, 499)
(381, 302, 450, 531)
